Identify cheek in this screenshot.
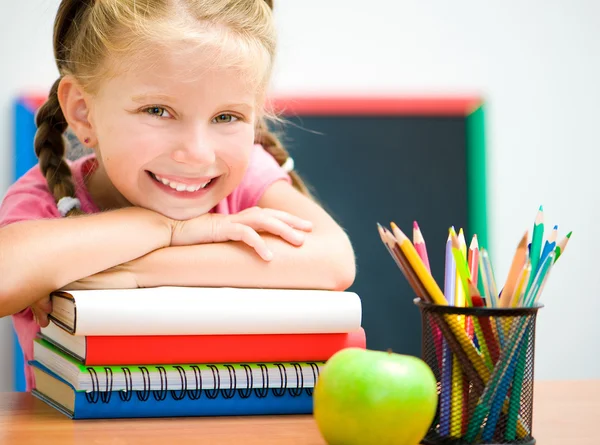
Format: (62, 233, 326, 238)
(217, 128, 255, 173)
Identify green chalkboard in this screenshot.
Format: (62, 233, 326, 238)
(272, 97, 488, 357)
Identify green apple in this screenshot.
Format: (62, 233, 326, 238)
(313, 347, 437, 445)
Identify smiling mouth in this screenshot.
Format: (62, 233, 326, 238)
(147, 171, 216, 193)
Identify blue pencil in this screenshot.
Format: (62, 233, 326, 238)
(482, 322, 531, 442)
(539, 224, 558, 266)
(439, 232, 456, 436)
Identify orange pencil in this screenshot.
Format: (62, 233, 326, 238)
(498, 232, 529, 307)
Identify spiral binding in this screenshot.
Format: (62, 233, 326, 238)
(84, 362, 319, 404)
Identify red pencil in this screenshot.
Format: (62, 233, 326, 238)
(413, 221, 431, 272)
(468, 235, 480, 287)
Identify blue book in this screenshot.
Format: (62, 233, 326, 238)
(31, 363, 314, 419)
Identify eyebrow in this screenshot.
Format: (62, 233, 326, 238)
(222, 103, 254, 112)
(130, 93, 177, 103)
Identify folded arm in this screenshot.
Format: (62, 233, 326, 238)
(70, 181, 356, 291)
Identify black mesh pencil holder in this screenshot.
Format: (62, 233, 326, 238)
(414, 299, 542, 445)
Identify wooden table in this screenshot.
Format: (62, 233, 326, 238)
(0, 381, 597, 445)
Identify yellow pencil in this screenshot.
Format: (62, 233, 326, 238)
(450, 231, 473, 307)
(390, 222, 448, 306)
(509, 261, 532, 308)
(450, 359, 463, 438)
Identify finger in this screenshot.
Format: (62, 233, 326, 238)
(234, 213, 306, 246)
(30, 307, 50, 327)
(225, 223, 273, 261)
(37, 311, 50, 328)
(37, 297, 53, 314)
(260, 209, 313, 232)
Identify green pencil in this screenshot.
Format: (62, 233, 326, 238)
(527, 206, 544, 289)
(554, 231, 572, 263)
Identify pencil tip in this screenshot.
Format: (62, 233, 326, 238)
(553, 224, 558, 230)
(413, 221, 419, 230)
(566, 231, 572, 238)
(539, 205, 544, 211)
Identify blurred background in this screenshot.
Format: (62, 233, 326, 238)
(1, 1, 598, 390)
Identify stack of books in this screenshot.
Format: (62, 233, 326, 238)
(31, 286, 365, 419)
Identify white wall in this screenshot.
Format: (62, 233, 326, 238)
(0, 1, 598, 390)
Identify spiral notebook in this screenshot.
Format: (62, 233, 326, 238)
(32, 365, 313, 419)
(33, 338, 323, 393)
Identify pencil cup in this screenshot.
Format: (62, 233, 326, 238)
(414, 299, 542, 445)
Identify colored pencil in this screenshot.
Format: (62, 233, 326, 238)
(528, 205, 545, 278)
(450, 230, 473, 307)
(539, 224, 557, 268)
(445, 232, 456, 306)
(505, 322, 533, 441)
(377, 224, 486, 386)
(468, 251, 558, 441)
(509, 260, 532, 308)
(413, 222, 444, 374)
(382, 223, 491, 382)
(413, 221, 431, 272)
(498, 232, 528, 307)
(467, 283, 494, 369)
(468, 235, 480, 288)
(554, 231, 572, 263)
(483, 322, 529, 442)
(441, 232, 455, 437)
(471, 291, 500, 365)
(390, 223, 448, 306)
(465, 312, 534, 442)
(479, 248, 499, 308)
(523, 251, 556, 308)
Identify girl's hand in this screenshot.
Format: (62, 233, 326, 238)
(170, 207, 313, 261)
(30, 296, 52, 327)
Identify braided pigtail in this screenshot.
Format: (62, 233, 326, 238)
(33, 78, 83, 217)
(255, 118, 312, 198)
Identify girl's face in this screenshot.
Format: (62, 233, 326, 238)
(87, 45, 258, 221)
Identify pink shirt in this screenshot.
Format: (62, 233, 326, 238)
(0, 144, 290, 391)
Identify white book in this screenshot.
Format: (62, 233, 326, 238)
(49, 286, 362, 336)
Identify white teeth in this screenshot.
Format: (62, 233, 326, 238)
(152, 173, 211, 193)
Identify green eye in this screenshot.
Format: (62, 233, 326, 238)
(213, 114, 238, 123)
(145, 107, 171, 118)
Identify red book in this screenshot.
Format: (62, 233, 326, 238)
(40, 322, 367, 365)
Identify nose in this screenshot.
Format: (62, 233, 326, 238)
(171, 124, 216, 165)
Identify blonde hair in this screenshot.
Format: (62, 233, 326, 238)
(35, 0, 310, 217)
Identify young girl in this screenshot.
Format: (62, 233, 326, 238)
(0, 0, 355, 391)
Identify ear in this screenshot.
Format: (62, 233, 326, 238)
(57, 75, 96, 147)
